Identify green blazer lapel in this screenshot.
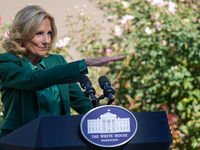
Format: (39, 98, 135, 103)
(57, 84, 71, 115)
(19, 57, 40, 119)
(19, 57, 31, 68)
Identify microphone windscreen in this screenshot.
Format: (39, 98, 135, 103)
(79, 75, 90, 85)
(98, 76, 110, 88)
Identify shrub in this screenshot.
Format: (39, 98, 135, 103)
(65, 0, 200, 149)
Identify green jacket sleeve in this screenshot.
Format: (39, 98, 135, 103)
(0, 53, 88, 91)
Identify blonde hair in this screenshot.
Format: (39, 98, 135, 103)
(2, 5, 57, 59)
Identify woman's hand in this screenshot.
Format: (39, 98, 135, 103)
(85, 55, 126, 67)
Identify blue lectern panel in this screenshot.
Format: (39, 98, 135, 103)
(1, 111, 172, 150)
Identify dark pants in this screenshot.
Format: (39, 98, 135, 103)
(0, 130, 13, 150)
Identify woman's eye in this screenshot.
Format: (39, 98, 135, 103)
(36, 32, 42, 35)
(48, 31, 52, 35)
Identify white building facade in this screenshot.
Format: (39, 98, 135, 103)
(87, 110, 130, 134)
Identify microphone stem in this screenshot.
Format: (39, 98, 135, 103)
(107, 93, 114, 105)
(89, 93, 98, 107)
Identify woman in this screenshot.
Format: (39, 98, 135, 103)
(0, 5, 126, 149)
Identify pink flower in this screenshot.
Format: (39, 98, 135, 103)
(168, 7, 176, 15)
(120, 19, 126, 24)
(114, 26, 122, 37)
(145, 26, 152, 35)
(156, 22, 162, 29)
(162, 40, 167, 46)
(168, 1, 177, 14)
(151, 13, 160, 20)
(167, 113, 172, 119)
(171, 115, 178, 122)
(161, 103, 169, 111)
(168, 1, 177, 8)
(0, 16, 2, 25)
(56, 40, 64, 48)
(120, 15, 135, 25)
(56, 37, 71, 48)
(105, 48, 112, 54)
(63, 37, 71, 45)
(151, 0, 166, 8)
(125, 15, 135, 20)
(115, 32, 122, 37)
(121, 1, 130, 8)
(4, 30, 9, 38)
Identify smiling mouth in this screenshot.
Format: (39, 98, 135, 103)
(39, 47, 47, 50)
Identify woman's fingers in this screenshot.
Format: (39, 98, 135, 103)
(85, 55, 126, 67)
(109, 55, 126, 62)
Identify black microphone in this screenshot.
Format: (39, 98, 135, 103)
(79, 75, 97, 107)
(98, 76, 115, 105)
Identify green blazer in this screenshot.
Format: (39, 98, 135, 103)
(0, 52, 93, 131)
